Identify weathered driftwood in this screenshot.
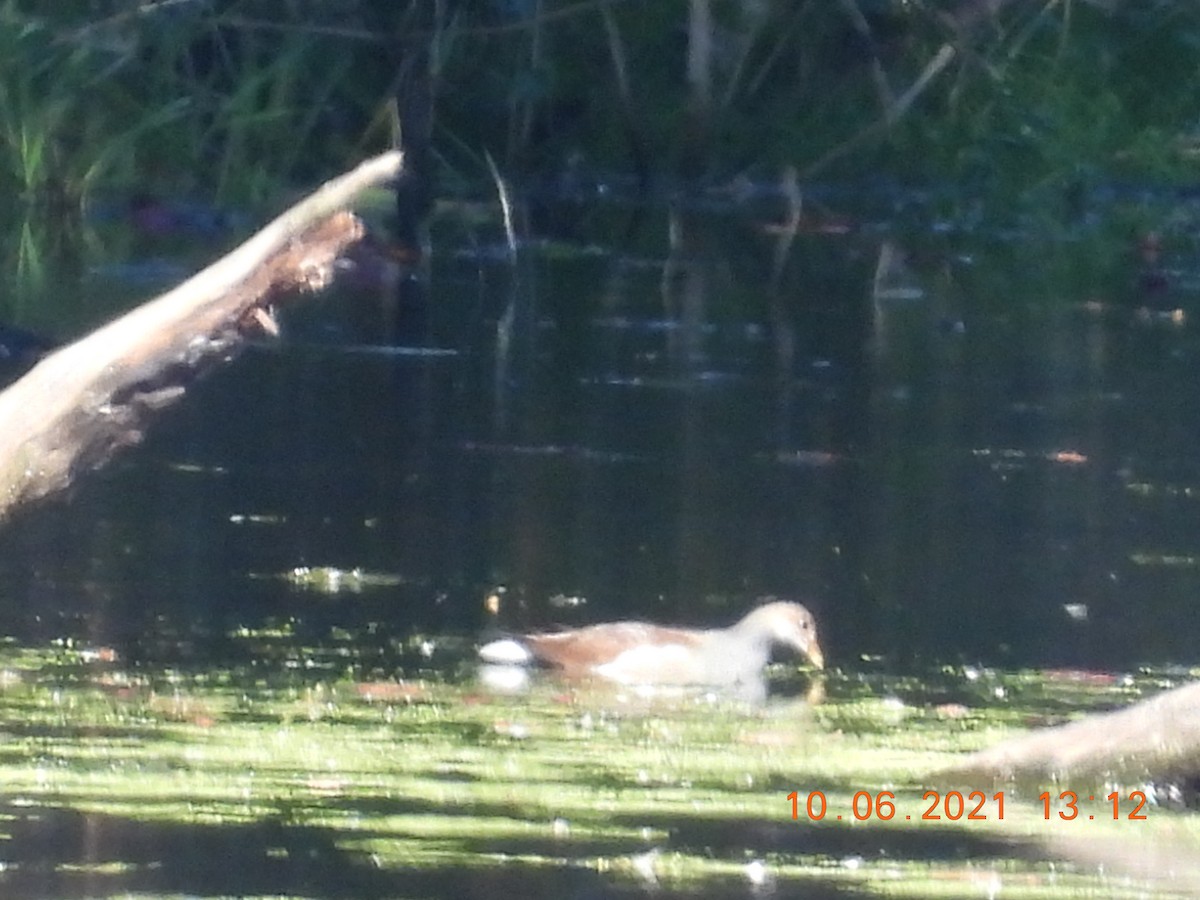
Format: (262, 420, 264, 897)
(940, 681, 1200, 787)
(934, 680, 1200, 892)
(0, 150, 404, 521)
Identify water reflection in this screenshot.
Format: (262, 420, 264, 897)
(0, 194, 1198, 678)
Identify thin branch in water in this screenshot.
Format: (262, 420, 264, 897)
(716, 0, 772, 112)
(911, 0, 1003, 86)
(768, 166, 803, 294)
(485, 151, 518, 261)
(835, 0, 896, 110)
(513, 0, 546, 158)
(743, 4, 810, 100)
(686, 0, 714, 116)
(803, 42, 957, 178)
(1004, 0, 1065, 62)
(889, 42, 956, 123)
(600, 1, 633, 105)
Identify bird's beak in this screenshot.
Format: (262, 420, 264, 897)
(806, 641, 825, 670)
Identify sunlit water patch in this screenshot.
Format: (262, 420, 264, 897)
(0, 641, 1193, 898)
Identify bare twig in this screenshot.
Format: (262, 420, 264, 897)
(485, 151, 518, 261)
(835, 0, 896, 110)
(802, 43, 957, 178)
(716, 0, 773, 111)
(743, 5, 809, 99)
(600, 1, 632, 106)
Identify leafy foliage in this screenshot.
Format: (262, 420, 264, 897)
(1, 0, 1199, 213)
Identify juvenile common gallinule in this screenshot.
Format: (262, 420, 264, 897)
(479, 598, 823, 686)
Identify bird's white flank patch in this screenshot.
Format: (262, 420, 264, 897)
(478, 638, 533, 665)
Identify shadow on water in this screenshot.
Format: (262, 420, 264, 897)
(0, 799, 1045, 900)
(0, 805, 393, 900)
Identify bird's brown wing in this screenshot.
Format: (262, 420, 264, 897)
(524, 622, 706, 675)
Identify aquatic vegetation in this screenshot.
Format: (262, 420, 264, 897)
(0, 637, 1193, 898)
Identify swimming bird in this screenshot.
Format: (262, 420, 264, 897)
(478, 598, 823, 687)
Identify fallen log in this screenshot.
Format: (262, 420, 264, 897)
(935, 680, 1200, 892)
(0, 150, 404, 522)
(940, 679, 1200, 789)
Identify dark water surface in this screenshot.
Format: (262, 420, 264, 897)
(3, 193, 1200, 897)
(3, 197, 1200, 675)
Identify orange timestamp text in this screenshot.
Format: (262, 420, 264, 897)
(788, 789, 1149, 822)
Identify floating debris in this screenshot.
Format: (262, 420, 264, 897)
(166, 461, 229, 475)
(229, 512, 288, 526)
(264, 566, 412, 594)
(1125, 481, 1200, 499)
(1129, 552, 1200, 568)
(458, 441, 640, 463)
(971, 447, 1089, 467)
(770, 449, 842, 467)
(1047, 450, 1088, 465)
